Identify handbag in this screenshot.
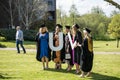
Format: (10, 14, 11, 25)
(65, 53, 71, 59)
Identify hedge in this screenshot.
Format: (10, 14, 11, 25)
(0, 29, 37, 41)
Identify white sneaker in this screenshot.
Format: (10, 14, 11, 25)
(79, 74, 84, 78)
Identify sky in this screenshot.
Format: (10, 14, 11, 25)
(56, 0, 120, 16)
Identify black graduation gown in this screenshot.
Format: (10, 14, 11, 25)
(35, 32, 51, 62)
(52, 32, 65, 63)
(65, 33, 73, 65)
(73, 31, 83, 65)
(81, 37, 94, 72)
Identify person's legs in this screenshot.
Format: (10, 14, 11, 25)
(80, 71, 85, 78)
(66, 60, 71, 71)
(41, 57, 45, 70)
(16, 40, 20, 53)
(59, 61, 62, 69)
(67, 58, 74, 71)
(67, 65, 72, 71)
(66, 60, 69, 70)
(45, 57, 49, 69)
(20, 41, 26, 53)
(55, 63, 57, 69)
(86, 71, 91, 77)
(75, 63, 80, 74)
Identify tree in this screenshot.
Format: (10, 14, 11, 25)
(104, 0, 120, 9)
(0, 0, 17, 28)
(8, 0, 16, 28)
(69, 4, 79, 24)
(108, 14, 120, 48)
(56, 6, 68, 27)
(75, 12, 111, 40)
(110, 10, 120, 17)
(15, 0, 48, 30)
(56, 6, 63, 25)
(91, 6, 105, 15)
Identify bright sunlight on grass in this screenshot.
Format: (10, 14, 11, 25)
(93, 41, 120, 52)
(0, 40, 120, 52)
(0, 41, 35, 49)
(0, 50, 120, 80)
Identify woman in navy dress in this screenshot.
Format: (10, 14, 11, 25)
(35, 24, 51, 70)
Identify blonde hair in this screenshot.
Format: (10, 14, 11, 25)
(45, 27, 48, 32)
(16, 26, 21, 30)
(39, 28, 42, 33)
(39, 27, 48, 33)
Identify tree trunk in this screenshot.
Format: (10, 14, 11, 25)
(116, 38, 119, 48)
(73, 14, 75, 24)
(9, 0, 14, 29)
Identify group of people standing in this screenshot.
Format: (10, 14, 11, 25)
(35, 24, 94, 78)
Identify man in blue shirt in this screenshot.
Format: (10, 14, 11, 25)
(16, 26, 26, 53)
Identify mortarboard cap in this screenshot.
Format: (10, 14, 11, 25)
(40, 24, 46, 28)
(74, 24, 79, 29)
(65, 26, 70, 29)
(56, 24, 62, 28)
(85, 28, 91, 33)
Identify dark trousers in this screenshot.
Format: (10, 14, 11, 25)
(16, 39, 26, 53)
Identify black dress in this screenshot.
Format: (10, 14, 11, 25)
(81, 37, 94, 72)
(65, 33, 73, 66)
(72, 31, 83, 65)
(35, 33, 51, 62)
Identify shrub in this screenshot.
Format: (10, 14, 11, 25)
(0, 29, 16, 40)
(23, 30, 37, 41)
(0, 43, 6, 48)
(0, 36, 6, 41)
(0, 29, 37, 41)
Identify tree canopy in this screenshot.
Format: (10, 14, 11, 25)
(108, 14, 120, 47)
(108, 14, 120, 39)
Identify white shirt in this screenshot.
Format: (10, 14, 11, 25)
(16, 30, 23, 41)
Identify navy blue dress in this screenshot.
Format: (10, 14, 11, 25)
(39, 32, 49, 58)
(35, 32, 51, 62)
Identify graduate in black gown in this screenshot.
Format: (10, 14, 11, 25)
(52, 24, 65, 69)
(71, 24, 83, 74)
(65, 26, 73, 71)
(79, 28, 94, 77)
(35, 24, 51, 70)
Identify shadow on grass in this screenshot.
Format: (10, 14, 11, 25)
(0, 73, 21, 79)
(46, 68, 120, 80)
(45, 68, 76, 74)
(90, 72, 120, 80)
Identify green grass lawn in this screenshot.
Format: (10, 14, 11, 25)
(93, 40, 120, 52)
(0, 41, 35, 49)
(0, 50, 120, 80)
(0, 40, 120, 52)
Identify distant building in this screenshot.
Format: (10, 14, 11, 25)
(44, 0, 56, 31)
(46, 0, 56, 20)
